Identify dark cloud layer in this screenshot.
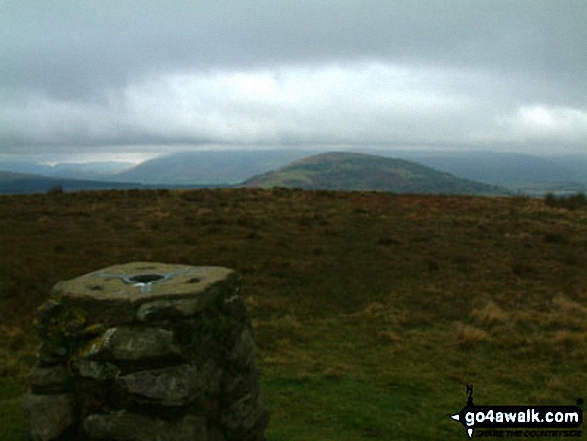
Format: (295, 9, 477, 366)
(1, 0, 586, 156)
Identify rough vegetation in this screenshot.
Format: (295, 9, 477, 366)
(544, 191, 587, 211)
(1, 188, 587, 439)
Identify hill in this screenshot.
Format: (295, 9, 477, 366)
(113, 150, 317, 185)
(0, 170, 41, 183)
(0, 170, 142, 194)
(373, 149, 587, 195)
(374, 150, 571, 184)
(242, 151, 507, 195)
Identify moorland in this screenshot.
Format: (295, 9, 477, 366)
(1, 188, 587, 440)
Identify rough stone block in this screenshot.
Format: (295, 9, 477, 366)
(223, 370, 261, 403)
(73, 360, 120, 380)
(51, 262, 239, 327)
(83, 411, 207, 441)
(221, 391, 269, 441)
(116, 364, 198, 406)
(81, 326, 181, 362)
(22, 393, 74, 441)
(28, 364, 69, 394)
(36, 342, 69, 367)
(229, 326, 258, 369)
(136, 295, 216, 322)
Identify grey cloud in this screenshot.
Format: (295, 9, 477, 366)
(3, 1, 586, 97)
(4, 63, 584, 151)
(1, 0, 586, 154)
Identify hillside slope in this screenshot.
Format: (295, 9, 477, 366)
(380, 150, 584, 185)
(114, 150, 317, 185)
(242, 151, 507, 195)
(0, 170, 141, 194)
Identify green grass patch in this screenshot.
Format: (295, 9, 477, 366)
(0, 377, 27, 441)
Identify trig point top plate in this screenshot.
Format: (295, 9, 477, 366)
(49, 262, 239, 325)
(53, 262, 235, 302)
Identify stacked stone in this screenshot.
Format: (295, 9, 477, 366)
(23, 262, 269, 441)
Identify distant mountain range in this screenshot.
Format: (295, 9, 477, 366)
(113, 150, 316, 185)
(242, 151, 507, 195)
(0, 170, 142, 194)
(376, 150, 587, 186)
(0, 161, 134, 180)
(0, 148, 585, 195)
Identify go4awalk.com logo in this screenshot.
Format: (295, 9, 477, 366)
(450, 386, 583, 438)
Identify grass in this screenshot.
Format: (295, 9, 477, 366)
(0, 377, 27, 441)
(1, 188, 587, 439)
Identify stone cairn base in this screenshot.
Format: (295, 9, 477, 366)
(23, 262, 269, 441)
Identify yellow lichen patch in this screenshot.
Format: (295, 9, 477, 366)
(79, 323, 106, 338)
(73, 331, 110, 362)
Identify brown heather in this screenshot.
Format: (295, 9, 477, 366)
(2, 188, 587, 440)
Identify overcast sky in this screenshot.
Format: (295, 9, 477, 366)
(2, 0, 586, 161)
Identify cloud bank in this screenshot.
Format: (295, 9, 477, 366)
(2, 0, 586, 157)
